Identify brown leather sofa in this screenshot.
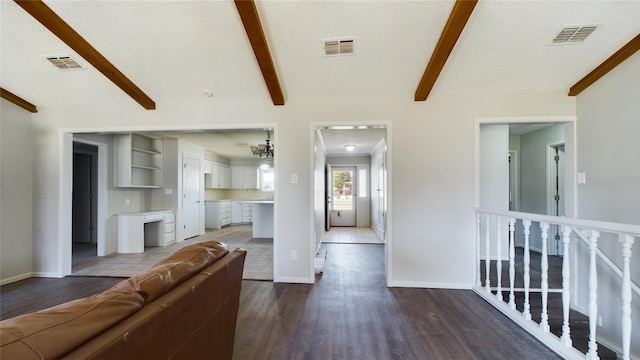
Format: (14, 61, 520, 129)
(0, 241, 247, 360)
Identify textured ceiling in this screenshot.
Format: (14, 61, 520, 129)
(1, 0, 639, 157)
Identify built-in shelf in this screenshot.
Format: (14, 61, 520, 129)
(115, 133, 164, 188)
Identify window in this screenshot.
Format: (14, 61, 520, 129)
(260, 167, 274, 191)
(358, 168, 367, 198)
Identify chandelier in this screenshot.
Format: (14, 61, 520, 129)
(250, 131, 274, 158)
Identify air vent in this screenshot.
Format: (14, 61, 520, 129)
(45, 55, 85, 70)
(323, 38, 356, 56)
(552, 25, 597, 44)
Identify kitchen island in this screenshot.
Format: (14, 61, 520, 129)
(240, 200, 274, 238)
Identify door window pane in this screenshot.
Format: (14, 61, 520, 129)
(333, 169, 353, 210)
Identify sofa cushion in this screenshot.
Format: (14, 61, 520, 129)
(108, 241, 229, 304)
(0, 291, 144, 359)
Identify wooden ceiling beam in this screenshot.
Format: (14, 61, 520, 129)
(1, 87, 38, 113)
(569, 33, 640, 96)
(415, 0, 478, 101)
(14, 0, 156, 110)
(234, 0, 285, 106)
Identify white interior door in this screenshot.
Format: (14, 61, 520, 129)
(549, 144, 565, 256)
(330, 166, 356, 226)
(183, 155, 201, 239)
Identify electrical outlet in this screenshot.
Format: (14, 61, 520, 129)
(290, 250, 298, 260)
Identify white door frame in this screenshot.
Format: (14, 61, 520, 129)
(310, 121, 392, 286)
(546, 142, 565, 256)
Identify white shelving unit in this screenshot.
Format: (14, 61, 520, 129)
(115, 133, 163, 188)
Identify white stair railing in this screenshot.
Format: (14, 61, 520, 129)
(474, 208, 639, 360)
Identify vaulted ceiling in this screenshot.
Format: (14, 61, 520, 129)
(2, 0, 639, 112)
(1, 1, 639, 158)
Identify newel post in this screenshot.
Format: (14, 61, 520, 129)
(619, 235, 634, 360)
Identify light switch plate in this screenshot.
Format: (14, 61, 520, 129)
(577, 172, 586, 184)
(291, 173, 298, 184)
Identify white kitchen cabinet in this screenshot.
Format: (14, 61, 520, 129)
(205, 162, 231, 189)
(231, 201, 253, 224)
(205, 200, 231, 229)
(230, 166, 258, 189)
(114, 133, 163, 188)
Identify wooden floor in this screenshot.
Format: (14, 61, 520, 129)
(1, 243, 563, 359)
(233, 243, 561, 359)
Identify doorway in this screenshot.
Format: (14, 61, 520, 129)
(72, 142, 98, 261)
(330, 166, 357, 227)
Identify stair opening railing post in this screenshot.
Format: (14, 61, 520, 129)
(476, 212, 482, 287)
(523, 219, 532, 320)
(485, 214, 491, 293)
(496, 216, 503, 302)
(560, 225, 573, 347)
(540, 222, 550, 333)
(586, 230, 600, 360)
(508, 217, 516, 310)
(619, 235, 634, 360)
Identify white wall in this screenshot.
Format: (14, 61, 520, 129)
(575, 51, 640, 357)
(0, 99, 33, 284)
(20, 89, 574, 286)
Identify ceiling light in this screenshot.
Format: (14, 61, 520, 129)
(250, 131, 274, 158)
(345, 145, 356, 151)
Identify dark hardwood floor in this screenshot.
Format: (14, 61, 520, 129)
(233, 244, 561, 360)
(1, 244, 564, 359)
(0, 276, 124, 320)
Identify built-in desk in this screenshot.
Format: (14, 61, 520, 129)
(117, 210, 175, 253)
(240, 201, 273, 238)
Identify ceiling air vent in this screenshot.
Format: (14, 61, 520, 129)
(552, 25, 598, 44)
(323, 38, 356, 56)
(45, 55, 85, 70)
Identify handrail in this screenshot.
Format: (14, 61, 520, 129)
(475, 207, 639, 359)
(573, 228, 640, 297)
(475, 207, 640, 237)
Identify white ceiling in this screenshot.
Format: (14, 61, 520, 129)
(2, 0, 639, 156)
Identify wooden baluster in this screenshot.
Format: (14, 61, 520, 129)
(619, 235, 634, 360)
(508, 218, 516, 310)
(540, 222, 550, 333)
(496, 216, 503, 302)
(485, 214, 491, 293)
(560, 225, 572, 347)
(523, 219, 531, 320)
(586, 230, 600, 360)
(476, 212, 481, 287)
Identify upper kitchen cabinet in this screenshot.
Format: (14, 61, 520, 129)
(115, 133, 163, 188)
(204, 161, 231, 189)
(231, 166, 258, 189)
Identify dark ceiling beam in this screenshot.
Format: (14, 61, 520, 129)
(1, 87, 38, 113)
(234, 0, 285, 106)
(569, 33, 640, 96)
(415, 0, 478, 101)
(14, 0, 156, 110)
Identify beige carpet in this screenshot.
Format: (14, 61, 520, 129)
(71, 225, 273, 281)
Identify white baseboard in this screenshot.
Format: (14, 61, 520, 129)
(389, 280, 472, 290)
(0, 272, 34, 286)
(31, 272, 63, 278)
(274, 276, 314, 284)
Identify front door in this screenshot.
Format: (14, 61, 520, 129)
(183, 155, 201, 239)
(330, 166, 356, 226)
